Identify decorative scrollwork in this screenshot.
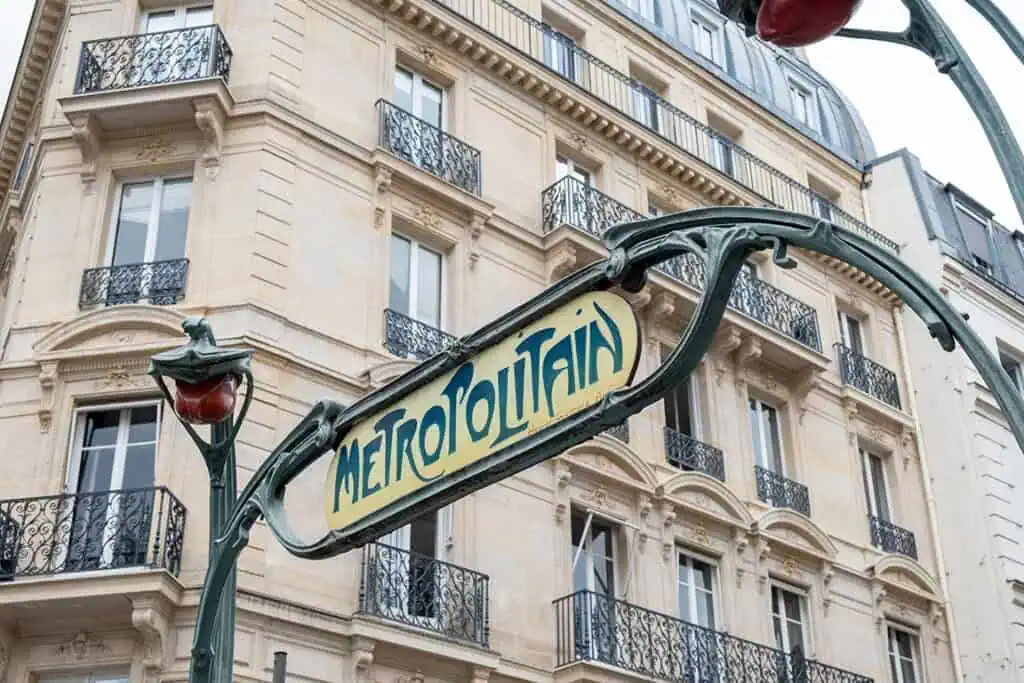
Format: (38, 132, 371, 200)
(836, 343, 902, 409)
(869, 515, 918, 560)
(542, 176, 644, 239)
(79, 259, 190, 309)
(664, 427, 725, 481)
(74, 25, 232, 94)
(755, 465, 811, 517)
(0, 487, 186, 580)
(554, 590, 871, 682)
(377, 99, 482, 196)
(604, 420, 630, 443)
(384, 308, 456, 361)
(359, 542, 489, 646)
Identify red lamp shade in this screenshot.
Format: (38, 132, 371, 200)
(174, 374, 239, 425)
(755, 0, 861, 47)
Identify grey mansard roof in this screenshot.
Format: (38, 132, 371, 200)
(609, 0, 876, 165)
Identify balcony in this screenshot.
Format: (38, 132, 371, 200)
(836, 344, 902, 410)
(554, 590, 871, 683)
(605, 420, 630, 443)
(79, 259, 189, 309)
(358, 542, 490, 646)
(384, 308, 455, 361)
(416, 0, 896, 252)
(377, 99, 482, 196)
(542, 176, 643, 238)
(0, 487, 186, 581)
(869, 516, 918, 560)
(664, 427, 725, 481)
(754, 466, 811, 517)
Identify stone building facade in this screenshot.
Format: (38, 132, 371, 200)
(868, 148, 1024, 683)
(0, 1, 957, 682)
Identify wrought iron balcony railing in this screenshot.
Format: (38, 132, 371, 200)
(542, 176, 644, 238)
(554, 590, 872, 683)
(384, 308, 456, 361)
(74, 25, 232, 94)
(869, 515, 918, 560)
(377, 99, 482, 195)
(79, 258, 190, 309)
(728, 273, 822, 351)
(664, 427, 725, 481)
(0, 487, 186, 581)
(359, 542, 490, 646)
(428, 0, 896, 252)
(835, 344, 902, 410)
(605, 420, 630, 443)
(755, 466, 811, 517)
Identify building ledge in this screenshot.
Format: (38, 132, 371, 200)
(350, 613, 498, 668)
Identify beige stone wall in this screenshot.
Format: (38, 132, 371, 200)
(0, 0, 956, 682)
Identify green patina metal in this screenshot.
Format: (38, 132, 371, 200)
(154, 206, 1024, 683)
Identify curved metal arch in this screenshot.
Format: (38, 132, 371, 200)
(187, 207, 1024, 683)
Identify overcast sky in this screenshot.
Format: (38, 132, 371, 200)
(1, 0, 1021, 227)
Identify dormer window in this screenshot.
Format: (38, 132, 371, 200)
(788, 80, 817, 131)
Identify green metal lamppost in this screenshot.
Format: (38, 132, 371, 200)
(716, 0, 1024, 227)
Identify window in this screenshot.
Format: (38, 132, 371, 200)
(141, 4, 213, 32)
(749, 398, 784, 474)
(627, 0, 663, 26)
(788, 81, 816, 130)
(40, 673, 130, 683)
(12, 140, 33, 192)
(887, 627, 921, 683)
(395, 67, 444, 129)
(556, 156, 592, 186)
(664, 348, 699, 438)
(1001, 351, 1024, 393)
(953, 200, 995, 276)
(691, 15, 722, 65)
(812, 193, 833, 221)
(678, 552, 716, 628)
(106, 177, 192, 305)
(631, 81, 661, 132)
(572, 510, 616, 597)
(66, 404, 160, 571)
(837, 311, 864, 354)
(861, 449, 892, 521)
(709, 129, 735, 178)
(771, 585, 807, 660)
(378, 506, 452, 619)
(649, 203, 664, 217)
(389, 234, 443, 330)
(973, 255, 994, 275)
(543, 29, 582, 82)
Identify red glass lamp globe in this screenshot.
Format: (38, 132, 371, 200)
(756, 0, 862, 48)
(174, 374, 239, 425)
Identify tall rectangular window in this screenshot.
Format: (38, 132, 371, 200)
(677, 552, 716, 628)
(12, 140, 33, 191)
(812, 193, 833, 221)
(691, 15, 722, 65)
(40, 673, 130, 683)
(379, 505, 452, 619)
(861, 449, 892, 521)
(556, 156, 591, 186)
(838, 311, 864, 354)
(1001, 351, 1024, 393)
(709, 129, 735, 178)
(572, 511, 616, 597)
(141, 4, 213, 32)
(631, 82, 660, 133)
(110, 178, 192, 267)
(789, 82, 815, 129)
(389, 234, 443, 329)
(543, 30, 581, 82)
(749, 398, 784, 474)
(395, 66, 444, 129)
(887, 627, 921, 683)
(954, 200, 995, 277)
(771, 585, 806, 659)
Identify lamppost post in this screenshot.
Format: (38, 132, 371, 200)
(149, 317, 254, 683)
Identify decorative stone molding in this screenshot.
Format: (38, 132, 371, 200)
(55, 631, 109, 660)
(351, 637, 375, 683)
(650, 291, 676, 321)
(132, 597, 171, 683)
(793, 367, 820, 422)
(194, 96, 226, 174)
(568, 130, 590, 154)
(136, 136, 174, 163)
(871, 580, 888, 632)
(37, 360, 58, 432)
(548, 243, 578, 282)
(821, 560, 835, 615)
(733, 527, 749, 556)
(624, 285, 653, 312)
(471, 666, 494, 683)
(900, 425, 917, 470)
(735, 335, 762, 374)
(554, 459, 572, 524)
(374, 206, 387, 231)
(468, 213, 485, 268)
(712, 325, 743, 357)
(375, 167, 393, 194)
(68, 112, 100, 184)
(843, 396, 859, 446)
(414, 204, 442, 231)
(363, 359, 418, 390)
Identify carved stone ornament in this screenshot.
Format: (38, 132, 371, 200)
(55, 631, 110, 660)
(548, 243, 578, 282)
(352, 637, 375, 683)
(419, 45, 440, 66)
(660, 183, 680, 205)
(68, 113, 100, 185)
(554, 460, 572, 524)
(98, 364, 150, 391)
(375, 167, 393, 194)
(374, 206, 387, 231)
(414, 204, 442, 231)
(194, 97, 226, 175)
(568, 131, 590, 154)
(37, 361, 58, 432)
(132, 597, 170, 683)
(136, 136, 174, 162)
(469, 214, 485, 268)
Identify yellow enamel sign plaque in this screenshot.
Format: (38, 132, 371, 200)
(324, 290, 640, 532)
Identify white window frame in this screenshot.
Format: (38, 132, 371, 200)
(572, 509, 619, 597)
(12, 138, 34, 192)
(709, 129, 735, 177)
(690, 10, 724, 66)
(887, 624, 922, 683)
(556, 155, 592, 186)
(1000, 350, 1024, 394)
(389, 232, 446, 330)
(771, 582, 809, 659)
(676, 548, 719, 629)
(40, 672, 131, 683)
(630, 81, 660, 132)
(860, 448, 892, 521)
(140, 3, 214, 31)
(105, 175, 193, 267)
(65, 400, 163, 494)
(953, 198, 997, 276)
(787, 77, 818, 131)
(750, 398, 785, 475)
(837, 310, 865, 354)
(662, 345, 702, 438)
(395, 66, 446, 130)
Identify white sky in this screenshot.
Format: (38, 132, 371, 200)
(0, 0, 1021, 227)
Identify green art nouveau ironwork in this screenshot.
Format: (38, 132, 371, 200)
(152, 207, 1024, 683)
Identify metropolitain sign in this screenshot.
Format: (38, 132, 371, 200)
(324, 291, 640, 533)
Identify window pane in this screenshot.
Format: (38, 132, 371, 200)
(112, 182, 155, 266)
(870, 455, 890, 520)
(122, 444, 156, 490)
(664, 376, 693, 435)
(409, 509, 438, 558)
(128, 406, 159, 443)
(389, 235, 412, 314)
(82, 410, 121, 449)
(185, 5, 214, 26)
(420, 81, 443, 129)
(416, 245, 442, 327)
(144, 10, 179, 32)
(762, 405, 783, 473)
(154, 178, 192, 262)
(394, 68, 414, 113)
(1002, 354, 1022, 391)
(749, 399, 763, 464)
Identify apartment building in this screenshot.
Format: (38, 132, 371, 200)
(868, 148, 1024, 683)
(0, 0, 955, 682)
